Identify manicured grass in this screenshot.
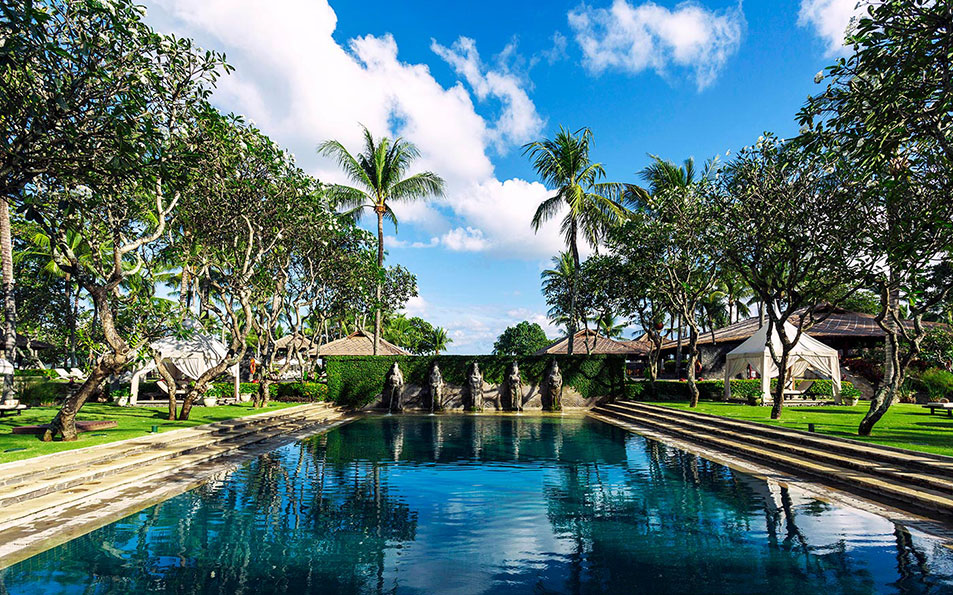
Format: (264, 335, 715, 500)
(644, 401, 953, 457)
(0, 402, 298, 464)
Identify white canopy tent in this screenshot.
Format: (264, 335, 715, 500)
(130, 333, 239, 404)
(723, 321, 842, 403)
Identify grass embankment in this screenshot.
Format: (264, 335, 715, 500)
(0, 402, 298, 464)
(644, 401, 953, 457)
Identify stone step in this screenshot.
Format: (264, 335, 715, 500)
(613, 401, 953, 475)
(0, 404, 334, 508)
(0, 407, 348, 529)
(600, 403, 953, 495)
(591, 407, 953, 520)
(0, 403, 329, 489)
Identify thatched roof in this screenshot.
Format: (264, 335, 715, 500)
(275, 333, 319, 355)
(621, 334, 656, 356)
(661, 306, 943, 350)
(318, 329, 410, 356)
(534, 329, 638, 355)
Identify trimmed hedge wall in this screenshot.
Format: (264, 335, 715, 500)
(624, 378, 861, 404)
(325, 355, 625, 409)
(274, 382, 327, 402)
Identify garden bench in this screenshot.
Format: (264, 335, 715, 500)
(923, 403, 953, 417)
(0, 403, 28, 417)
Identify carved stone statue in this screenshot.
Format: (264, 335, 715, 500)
(428, 364, 444, 412)
(505, 361, 523, 411)
(544, 359, 562, 411)
(467, 362, 484, 411)
(384, 362, 404, 412)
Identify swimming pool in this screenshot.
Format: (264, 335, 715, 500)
(1, 415, 951, 594)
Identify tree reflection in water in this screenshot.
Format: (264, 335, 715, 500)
(1, 416, 951, 595)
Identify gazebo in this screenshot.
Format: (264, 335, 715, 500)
(130, 333, 239, 404)
(722, 321, 842, 403)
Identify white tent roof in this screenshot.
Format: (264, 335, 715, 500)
(149, 333, 230, 380)
(129, 330, 239, 404)
(724, 321, 842, 402)
(728, 320, 838, 359)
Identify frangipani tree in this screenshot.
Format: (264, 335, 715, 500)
(719, 136, 865, 419)
(318, 126, 444, 355)
(798, 0, 953, 434)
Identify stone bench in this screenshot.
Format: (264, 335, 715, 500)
(923, 403, 953, 417)
(0, 404, 28, 417)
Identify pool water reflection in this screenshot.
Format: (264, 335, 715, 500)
(2, 415, 951, 594)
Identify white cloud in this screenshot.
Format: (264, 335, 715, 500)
(431, 36, 544, 150)
(440, 227, 491, 252)
(798, 0, 863, 56)
(568, 0, 745, 90)
(144, 0, 564, 260)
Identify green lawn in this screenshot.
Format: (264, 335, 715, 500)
(644, 401, 953, 457)
(0, 402, 298, 464)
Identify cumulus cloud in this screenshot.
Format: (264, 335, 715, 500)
(144, 0, 563, 259)
(798, 0, 863, 56)
(431, 36, 544, 150)
(568, 0, 745, 90)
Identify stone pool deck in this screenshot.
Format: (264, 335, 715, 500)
(0, 403, 356, 568)
(592, 401, 953, 528)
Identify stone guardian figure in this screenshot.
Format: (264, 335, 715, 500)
(384, 362, 404, 412)
(505, 361, 523, 411)
(428, 363, 444, 412)
(544, 359, 562, 411)
(467, 362, 484, 411)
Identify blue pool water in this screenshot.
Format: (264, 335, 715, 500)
(1, 415, 952, 594)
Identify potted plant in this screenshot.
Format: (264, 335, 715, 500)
(113, 387, 131, 407)
(202, 395, 218, 407)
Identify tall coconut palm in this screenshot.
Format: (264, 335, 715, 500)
(523, 127, 628, 353)
(594, 313, 626, 339)
(428, 327, 451, 355)
(319, 126, 444, 354)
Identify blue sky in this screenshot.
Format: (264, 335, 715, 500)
(142, 0, 860, 353)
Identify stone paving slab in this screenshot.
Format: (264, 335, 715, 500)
(588, 410, 953, 547)
(602, 403, 953, 493)
(0, 408, 356, 569)
(0, 403, 328, 487)
(619, 401, 953, 472)
(593, 404, 953, 524)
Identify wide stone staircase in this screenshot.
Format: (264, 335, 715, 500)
(591, 401, 953, 522)
(0, 403, 353, 566)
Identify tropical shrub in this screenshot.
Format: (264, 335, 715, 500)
(274, 382, 327, 402)
(919, 368, 953, 402)
(623, 378, 858, 405)
(843, 357, 884, 384)
(208, 382, 259, 399)
(19, 381, 70, 406)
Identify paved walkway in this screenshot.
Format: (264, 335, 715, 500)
(0, 403, 356, 568)
(591, 401, 953, 525)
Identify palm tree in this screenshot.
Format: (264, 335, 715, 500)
(428, 327, 451, 355)
(15, 227, 94, 367)
(523, 127, 628, 353)
(594, 313, 626, 339)
(319, 126, 444, 355)
(541, 252, 579, 335)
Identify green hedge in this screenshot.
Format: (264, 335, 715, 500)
(19, 380, 70, 405)
(325, 355, 625, 409)
(624, 378, 861, 404)
(274, 382, 327, 402)
(14, 369, 57, 380)
(207, 382, 259, 399)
